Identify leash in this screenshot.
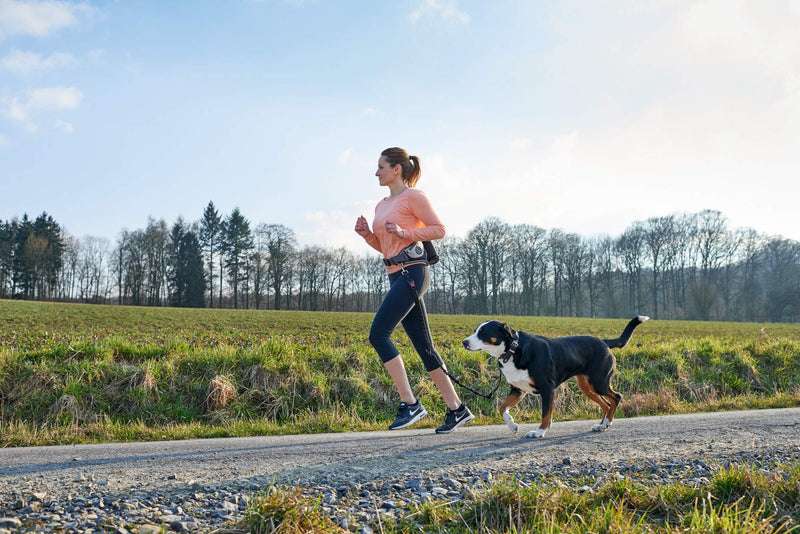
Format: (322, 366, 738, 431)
(400, 265, 504, 400)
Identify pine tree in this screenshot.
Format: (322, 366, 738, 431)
(222, 208, 254, 309)
(199, 201, 221, 307)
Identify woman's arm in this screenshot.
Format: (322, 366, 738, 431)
(404, 190, 446, 242)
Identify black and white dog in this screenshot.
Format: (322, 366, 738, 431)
(462, 316, 649, 438)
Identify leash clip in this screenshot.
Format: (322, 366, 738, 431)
(501, 337, 519, 364)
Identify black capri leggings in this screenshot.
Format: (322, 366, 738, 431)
(369, 263, 443, 372)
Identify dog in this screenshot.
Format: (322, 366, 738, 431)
(462, 316, 648, 438)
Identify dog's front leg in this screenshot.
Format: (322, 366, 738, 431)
(499, 388, 526, 435)
(525, 388, 553, 439)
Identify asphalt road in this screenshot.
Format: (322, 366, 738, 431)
(2, 407, 799, 498)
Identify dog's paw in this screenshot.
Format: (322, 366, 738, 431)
(524, 429, 547, 439)
(592, 420, 611, 432)
(502, 412, 519, 435)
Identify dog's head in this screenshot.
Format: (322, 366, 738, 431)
(462, 320, 517, 359)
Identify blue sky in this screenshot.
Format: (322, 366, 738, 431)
(1, 0, 798, 250)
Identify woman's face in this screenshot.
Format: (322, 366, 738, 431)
(376, 156, 402, 187)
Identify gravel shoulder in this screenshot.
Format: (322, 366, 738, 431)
(2, 408, 799, 532)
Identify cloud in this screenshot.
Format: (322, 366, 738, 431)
(409, 0, 469, 25)
(338, 148, 353, 165)
(1, 48, 78, 75)
(0, 0, 92, 39)
(54, 119, 73, 133)
(358, 107, 386, 118)
(2, 87, 82, 131)
(300, 207, 370, 250)
(27, 86, 82, 111)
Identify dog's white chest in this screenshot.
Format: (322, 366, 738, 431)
(501, 364, 537, 393)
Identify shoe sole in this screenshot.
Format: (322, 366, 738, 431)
(435, 413, 475, 434)
(388, 408, 428, 430)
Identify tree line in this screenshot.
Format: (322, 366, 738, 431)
(1, 204, 798, 322)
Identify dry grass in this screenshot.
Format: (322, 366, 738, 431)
(621, 386, 682, 417)
(206, 375, 238, 412)
(48, 394, 95, 423)
(129, 367, 159, 393)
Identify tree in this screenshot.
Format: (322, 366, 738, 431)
(512, 224, 548, 316)
(0, 219, 13, 298)
(200, 202, 221, 308)
(256, 223, 296, 310)
(77, 236, 110, 303)
(642, 215, 676, 319)
(762, 237, 800, 322)
(466, 217, 511, 315)
(32, 213, 65, 299)
(143, 218, 169, 306)
(221, 208, 254, 309)
(616, 223, 645, 316)
(172, 230, 206, 308)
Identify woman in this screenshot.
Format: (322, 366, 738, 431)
(354, 147, 473, 433)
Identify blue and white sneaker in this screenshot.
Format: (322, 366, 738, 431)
(388, 400, 428, 430)
(435, 404, 474, 434)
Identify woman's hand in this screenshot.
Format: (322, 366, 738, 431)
(385, 221, 405, 239)
(354, 215, 372, 238)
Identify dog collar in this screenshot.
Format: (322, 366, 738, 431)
(501, 336, 519, 364)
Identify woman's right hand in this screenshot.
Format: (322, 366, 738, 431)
(355, 215, 371, 238)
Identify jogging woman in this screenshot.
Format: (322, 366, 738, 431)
(354, 147, 474, 433)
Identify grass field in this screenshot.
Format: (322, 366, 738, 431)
(1, 299, 799, 447)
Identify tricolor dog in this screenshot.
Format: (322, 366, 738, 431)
(462, 316, 649, 438)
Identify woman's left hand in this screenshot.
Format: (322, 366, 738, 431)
(385, 221, 405, 239)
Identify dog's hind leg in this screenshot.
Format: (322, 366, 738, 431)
(524, 388, 553, 439)
(499, 387, 527, 435)
(597, 386, 622, 430)
(576, 375, 617, 432)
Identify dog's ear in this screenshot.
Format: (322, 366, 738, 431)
(502, 323, 517, 340)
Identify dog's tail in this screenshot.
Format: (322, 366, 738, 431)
(603, 316, 649, 349)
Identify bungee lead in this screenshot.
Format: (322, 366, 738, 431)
(400, 264, 503, 400)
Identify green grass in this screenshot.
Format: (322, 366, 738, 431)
(238, 461, 800, 533)
(1, 299, 799, 446)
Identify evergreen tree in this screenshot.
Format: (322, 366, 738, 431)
(222, 208, 253, 309)
(199, 202, 221, 308)
(179, 231, 207, 308)
(0, 219, 13, 298)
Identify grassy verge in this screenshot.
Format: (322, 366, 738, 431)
(239, 461, 800, 533)
(1, 300, 799, 446)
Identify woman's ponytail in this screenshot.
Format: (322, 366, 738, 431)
(381, 147, 422, 187)
(406, 155, 421, 187)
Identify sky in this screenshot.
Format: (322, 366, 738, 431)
(1, 0, 798, 252)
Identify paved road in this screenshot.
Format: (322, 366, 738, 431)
(2, 408, 799, 497)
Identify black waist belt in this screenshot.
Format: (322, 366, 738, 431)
(383, 241, 427, 266)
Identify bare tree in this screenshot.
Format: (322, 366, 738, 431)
(616, 223, 645, 315)
(512, 224, 547, 316)
(77, 236, 110, 303)
(256, 224, 296, 310)
(642, 215, 676, 319)
(762, 237, 800, 322)
(467, 217, 512, 315)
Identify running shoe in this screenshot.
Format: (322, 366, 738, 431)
(388, 400, 428, 430)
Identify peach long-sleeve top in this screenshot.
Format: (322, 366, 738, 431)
(364, 188, 446, 274)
